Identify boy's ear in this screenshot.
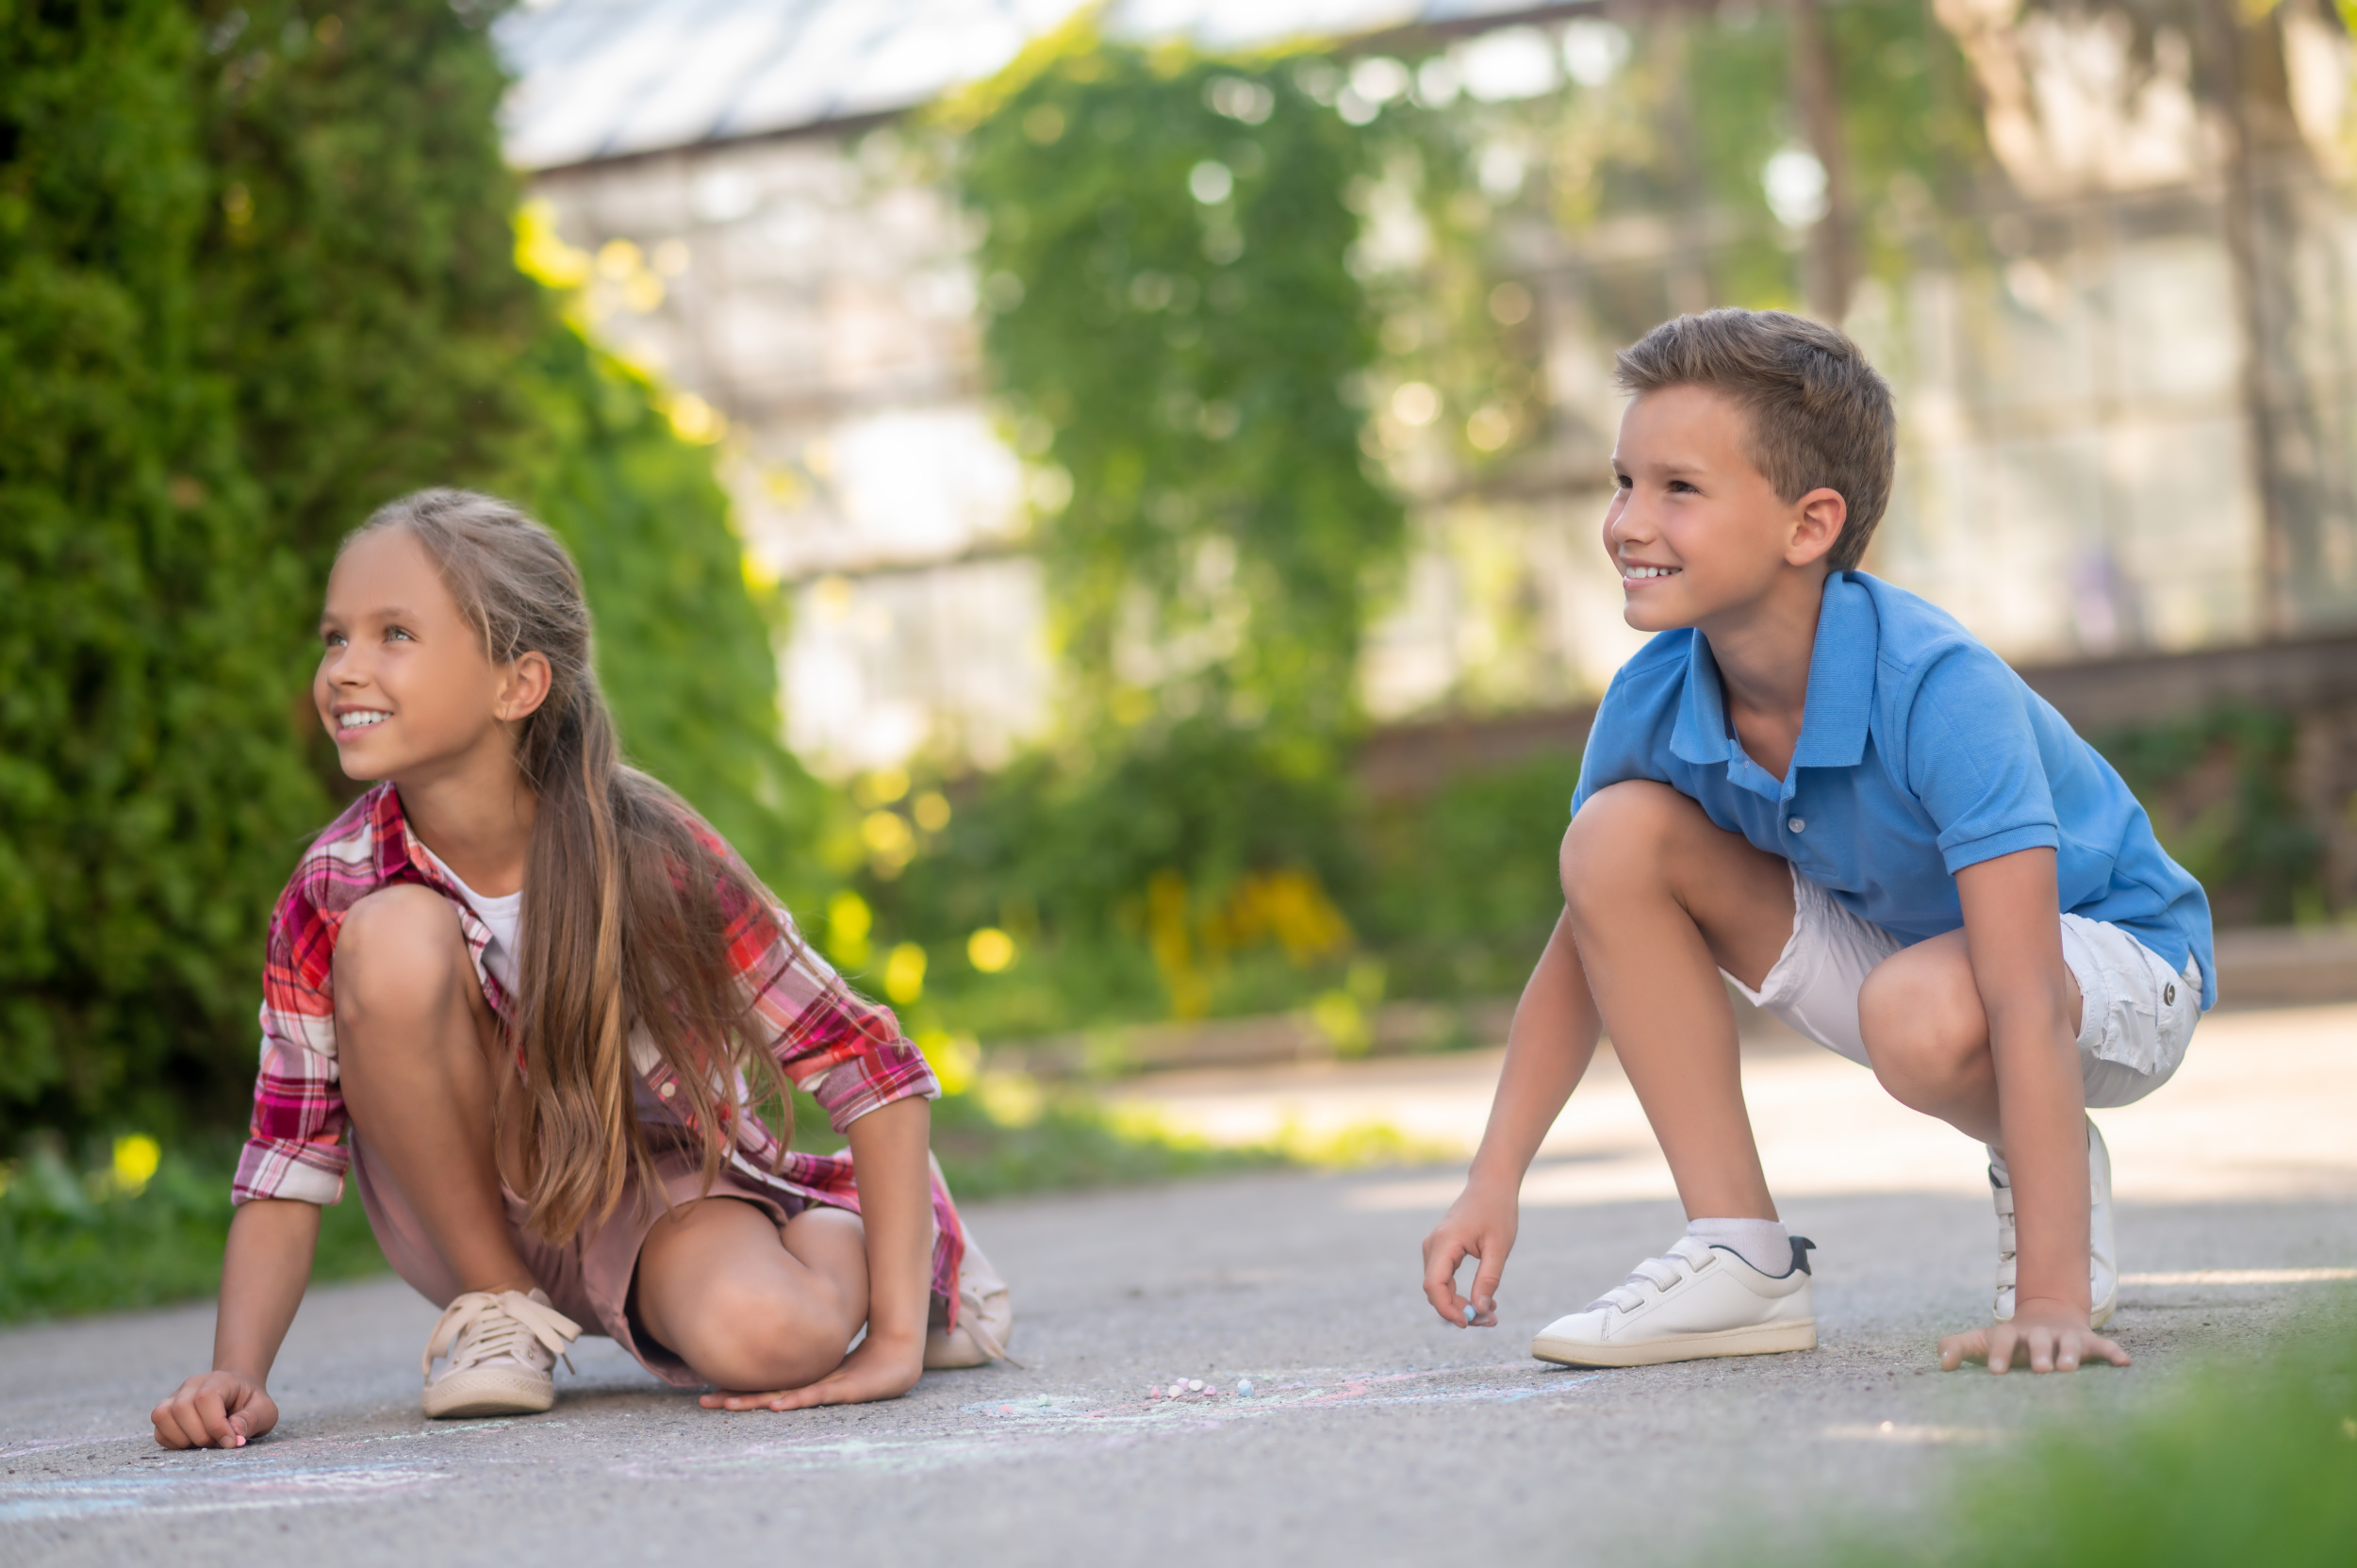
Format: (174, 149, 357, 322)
(496, 651, 555, 723)
(1788, 487, 1847, 568)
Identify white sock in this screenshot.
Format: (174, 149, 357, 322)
(1688, 1217, 1792, 1277)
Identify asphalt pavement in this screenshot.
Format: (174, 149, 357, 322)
(4, 1002, 2353, 1567)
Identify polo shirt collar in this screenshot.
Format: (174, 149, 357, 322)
(1670, 632, 1732, 767)
(1791, 573, 1876, 768)
(1667, 574, 1879, 773)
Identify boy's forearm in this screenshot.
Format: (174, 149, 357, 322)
(1987, 997, 2090, 1310)
(1467, 913, 1601, 1189)
(845, 1097, 934, 1345)
(213, 1198, 321, 1382)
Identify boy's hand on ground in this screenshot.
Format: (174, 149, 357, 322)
(1422, 1181, 1517, 1329)
(152, 1370, 277, 1449)
(1939, 1297, 2130, 1374)
(701, 1329, 926, 1412)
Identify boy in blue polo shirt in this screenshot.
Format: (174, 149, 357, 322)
(1420, 309, 2210, 1376)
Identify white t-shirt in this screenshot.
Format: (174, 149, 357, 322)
(439, 863, 523, 993)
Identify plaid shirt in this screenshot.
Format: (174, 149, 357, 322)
(236, 783, 964, 1312)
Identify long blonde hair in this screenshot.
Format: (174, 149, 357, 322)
(349, 488, 790, 1241)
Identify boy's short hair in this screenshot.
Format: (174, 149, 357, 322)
(1614, 309, 1896, 572)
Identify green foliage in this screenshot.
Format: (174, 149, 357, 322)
(508, 328, 835, 905)
(1789, 1312, 2357, 1568)
(191, 0, 539, 575)
(960, 37, 1402, 743)
(1, 0, 825, 1147)
(2092, 708, 2323, 926)
(0, 1137, 383, 1324)
(0, 0, 323, 1139)
(1359, 750, 1583, 999)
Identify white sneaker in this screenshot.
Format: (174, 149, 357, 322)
(1530, 1235, 1818, 1368)
(420, 1287, 582, 1418)
(1989, 1117, 2118, 1329)
(923, 1224, 1018, 1370)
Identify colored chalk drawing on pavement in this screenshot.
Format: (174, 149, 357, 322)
(0, 1366, 1602, 1521)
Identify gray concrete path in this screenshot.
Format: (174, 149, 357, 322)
(5, 1004, 2354, 1567)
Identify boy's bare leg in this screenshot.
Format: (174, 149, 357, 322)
(335, 883, 535, 1296)
(1424, 779, 1802, 1327)
(1854, 928, 2080, 1147)
(1559, 781, 1800, 1222)
(635, 1199, 868, 1396)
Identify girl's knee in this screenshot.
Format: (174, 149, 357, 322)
(672, 1279, 854, 1392)
(334, 886, 469, 1026)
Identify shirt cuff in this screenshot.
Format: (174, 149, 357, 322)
(811, 1042, 943, 1132)
(1938, 822, 2062, 876)
(232, 1136, 349, 1206)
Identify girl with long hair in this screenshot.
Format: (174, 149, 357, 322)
(152, 489, 1012, 1447)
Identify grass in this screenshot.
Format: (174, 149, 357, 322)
(1795, 1304, 2357, 1568)
(0, 1076, 1393, 1325)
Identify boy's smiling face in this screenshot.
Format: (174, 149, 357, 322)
(1604, 383, 1844, 634)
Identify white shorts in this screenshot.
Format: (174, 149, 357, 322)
(1725, 867, 2202, 1109)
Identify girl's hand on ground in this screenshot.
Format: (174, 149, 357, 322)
(1939, 1298, 2131, 1374)
(152, 1370, 278, 1449)
(1421, 1181, 1517, 1329)
(701, 1329, 927, 1412)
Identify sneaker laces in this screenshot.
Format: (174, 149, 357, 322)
(950, 1278, 1024, 1368)
(424, 1290, 583, 1379)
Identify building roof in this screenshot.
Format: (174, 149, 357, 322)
(497, 0, 1574, 170)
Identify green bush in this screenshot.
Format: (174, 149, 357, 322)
(2092, 708, 2323, 927)
(1, 0, 828, 1147)
(0, 1135, 383, 1323)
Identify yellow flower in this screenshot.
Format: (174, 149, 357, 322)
(112, 1134, 161, 1196)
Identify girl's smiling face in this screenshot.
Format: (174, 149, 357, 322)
(314, 527, 546, 784)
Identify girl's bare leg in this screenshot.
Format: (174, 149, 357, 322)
(1559, 781, 1800, 1222)
(632, 1199, 869, 1395)
(335, 883, 535, 1295)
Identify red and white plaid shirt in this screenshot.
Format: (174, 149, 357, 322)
(236, 783, 964, 1309)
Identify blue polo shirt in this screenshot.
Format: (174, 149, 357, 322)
(1571, 572, 2215, 1007)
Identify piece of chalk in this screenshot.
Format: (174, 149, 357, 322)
(1169, 1382, 1187, 1398)
(1188, 1379, 1203, 1392)
(1464, 1302, 1477, 1322)
(1236, 1378, 1254, 1397)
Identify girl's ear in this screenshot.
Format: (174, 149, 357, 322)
(496, 651, 555, 724)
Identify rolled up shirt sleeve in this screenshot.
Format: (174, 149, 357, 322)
(233, 893, 352, 1206)
(1904, 646, 2062, 874)
(729, 894, 939, 1132)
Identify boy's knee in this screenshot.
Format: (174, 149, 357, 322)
(1857, 956, 1985, 1098)
(334, 886, 468, 1026)
(1560, 781, 1693, 906)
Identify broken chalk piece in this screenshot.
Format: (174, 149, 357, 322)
(1236, 1378, 1254, 1397)
(1169, 1382, 1187, 1399)
(1464, 1303, 1477, 1322)
(1188, 1379, 1203, 1393)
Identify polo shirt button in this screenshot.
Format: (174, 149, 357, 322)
(1788, 817, 1805, 834)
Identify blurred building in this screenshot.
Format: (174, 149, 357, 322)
(501, 0, 2357, 776)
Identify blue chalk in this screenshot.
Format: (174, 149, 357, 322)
(1464, 1302, 1477, 1322)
